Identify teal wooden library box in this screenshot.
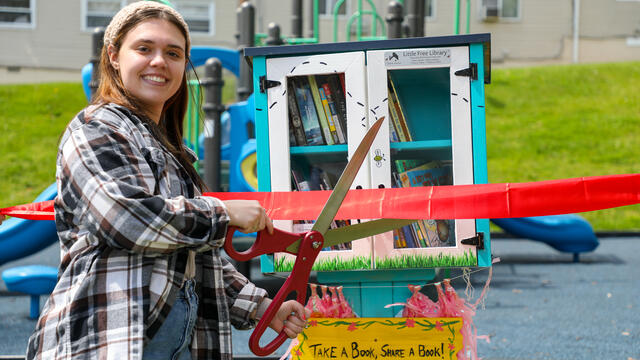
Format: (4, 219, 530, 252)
(245, 34, 492, 317)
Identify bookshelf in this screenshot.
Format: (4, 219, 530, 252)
(246, 34, 492, 316)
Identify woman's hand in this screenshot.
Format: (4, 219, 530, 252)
(268, 300, 311, 339)
(0, 214, 5, 226)
(224, 200, 274, 235)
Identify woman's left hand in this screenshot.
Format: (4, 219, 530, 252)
(268, 300, 311, 338)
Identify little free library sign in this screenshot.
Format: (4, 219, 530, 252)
(291, 318, 463, 360)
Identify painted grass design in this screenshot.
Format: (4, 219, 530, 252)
(274, 255, 372, 272)
(375, 250, 477, 269)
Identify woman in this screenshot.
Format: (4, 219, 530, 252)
(26, 2, 309, 359)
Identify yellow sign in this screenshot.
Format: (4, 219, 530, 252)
(291, 318, 463, 360)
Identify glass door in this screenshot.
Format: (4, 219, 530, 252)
(366, 46, 478, 269)
(264, 52, 373, 272)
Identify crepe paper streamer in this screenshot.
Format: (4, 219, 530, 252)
(2, 173, 640, 221)
(209, 173, 640, 220)
(0, 200, 56, 221)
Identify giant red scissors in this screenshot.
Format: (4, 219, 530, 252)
(223, 117, 415, 356)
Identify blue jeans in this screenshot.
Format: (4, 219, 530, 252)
(143, 280, 199, 360)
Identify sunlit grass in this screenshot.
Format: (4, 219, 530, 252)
(374, 250, 477, 269)
(275, 254, 372, 272)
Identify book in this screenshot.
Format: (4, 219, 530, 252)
(394, 159, 426, 173)
(387, 79, 406, 142)
(317, 75, 346, 144)
(291, 168, 316, 242)
(289, 128, 296, 147)
(401, 225, 417, 248)
(393, 228, 407, 248)
(291, 168, 311, 191)
(287, 80, 307, 146)
(388, 74, 412, 142)
(398, 161, 456, 247)
(399, 161, 443, 188)
(326, 74, 348, 141)
(317, 87, 340, 144)
(292, 77, 325, 146)
(307, 75, 333, 145)
(388, 114, 399, 143)
(392, 171, 418, 248)
(308, 165, 352, 250)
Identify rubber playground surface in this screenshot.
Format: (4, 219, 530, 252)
(0, 236, 638, 359)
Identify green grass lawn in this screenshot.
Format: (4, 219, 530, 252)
(485, 62, 640, 230)
(0, 83, 86, 207)
(1, 62, 638, 230)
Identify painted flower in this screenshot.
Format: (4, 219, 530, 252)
(347, 322, 358, 331)
(405, 318, 415, 328)
(295, 349, 303, 356)
(434, 321, 443, 331)
(309, 320, 318, 327)
(448, 343, 455, 350)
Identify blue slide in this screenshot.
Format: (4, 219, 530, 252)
(491, 215, 599, 261)
(0, 183, 58, 266)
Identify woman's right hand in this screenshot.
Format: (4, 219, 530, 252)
(0, 214, 5, 226)
(223, 200, 274, 235)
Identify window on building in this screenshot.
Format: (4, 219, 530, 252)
(401, 0, 436, 21)
(85, 0, 122, 28)
(0, 0, 34, 27)
(500, 0, 519, 18)
(174, 1, 213, 34)
(479, 0, 520, 20)
(425, 0, 435, 20)
(318, 0, 348, 16)
(83, 0, 215, 35)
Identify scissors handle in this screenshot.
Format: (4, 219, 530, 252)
(224, 226, 304, 262)
(248, 230, 324, 356)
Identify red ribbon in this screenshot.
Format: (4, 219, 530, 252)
(0, 200, 56, 221)
(2, 173, 639, 221)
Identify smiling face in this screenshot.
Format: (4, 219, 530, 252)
(108, 18, 186, 122)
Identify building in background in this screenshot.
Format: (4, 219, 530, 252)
(0, 0, 639, 71)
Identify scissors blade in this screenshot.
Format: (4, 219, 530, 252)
(309, 117, 385, 236)
(321, 219, 417, 249)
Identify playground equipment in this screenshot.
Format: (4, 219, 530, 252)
(0, 183, 58, 266)
(0, 183, 58, 318)
(207, 95, 258, 193)
(492, 215, 599, 262)
(2, 265, 57, 319)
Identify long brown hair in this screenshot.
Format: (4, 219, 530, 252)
(93, 7, 206, 191)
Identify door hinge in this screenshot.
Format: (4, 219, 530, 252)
(259, 76, 281, 93)
(454, 63, 478, 81)
(461, 232, 484, 250)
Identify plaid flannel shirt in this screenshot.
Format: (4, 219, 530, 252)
(26, 103, 267, 360)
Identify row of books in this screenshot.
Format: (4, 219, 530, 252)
(287, 73, 414, 147)
(391, 159, 455, 249)
(288, 74, 348, 147)
(387, 74, 413, 143)
(289, 159, 455, 251)
(291, 164, 352, 251)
